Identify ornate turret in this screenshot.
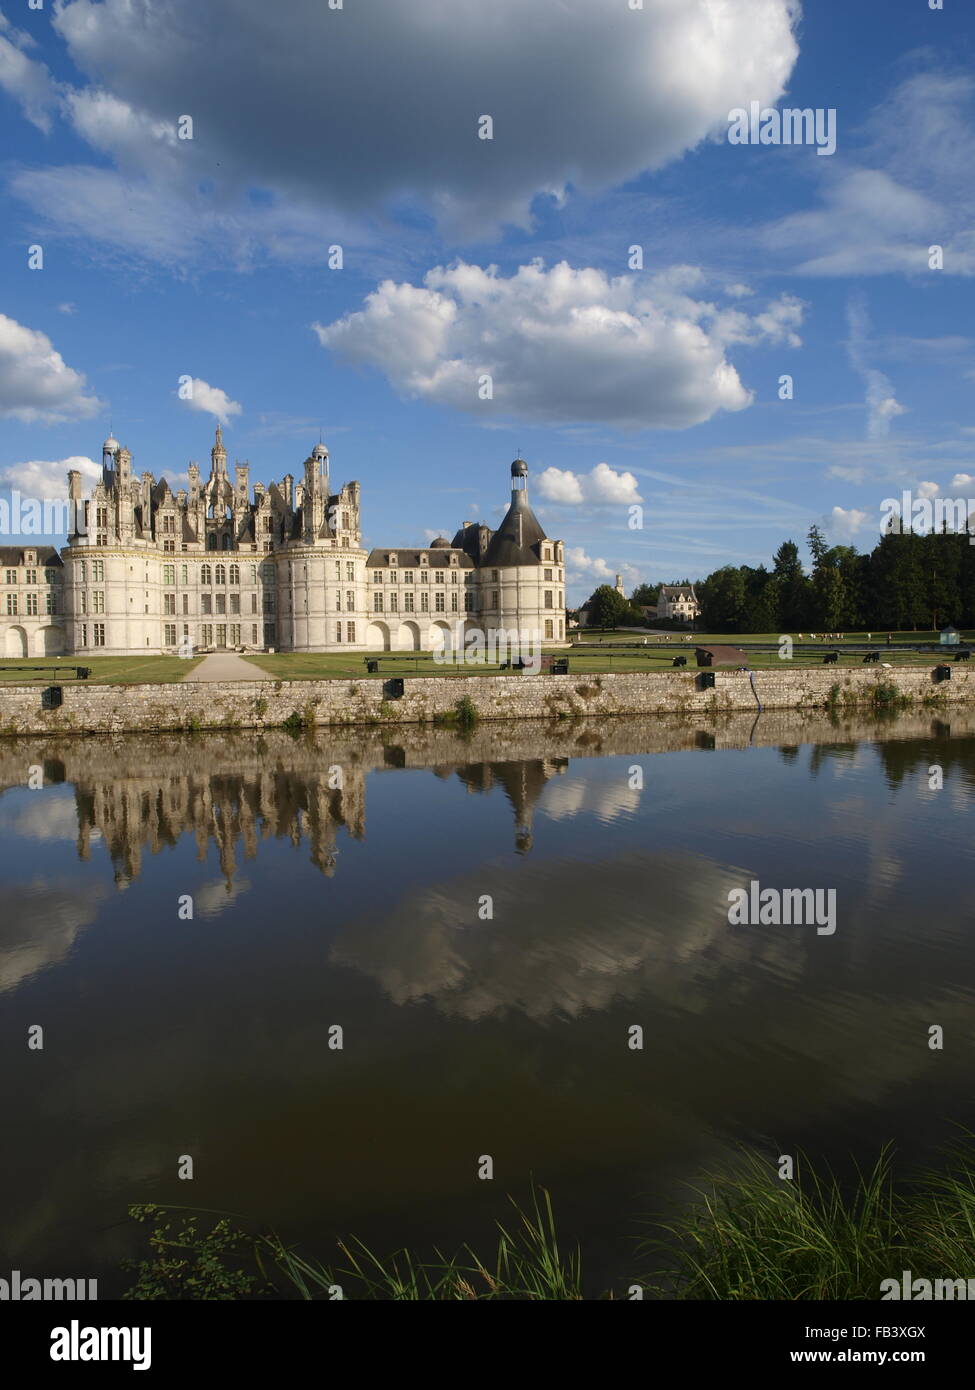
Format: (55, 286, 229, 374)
(210, 424, 227, 478)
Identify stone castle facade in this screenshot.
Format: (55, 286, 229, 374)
(0, 430, 566, 657)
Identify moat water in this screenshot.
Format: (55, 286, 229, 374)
(1, 711, 974, 1297)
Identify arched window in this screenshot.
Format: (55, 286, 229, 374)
(215, 564, 226, 585)
(207, 534, 216, 551)
(229, 564, 240, 585)
(201, 564, 212, 585)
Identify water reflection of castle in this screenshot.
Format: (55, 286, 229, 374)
(7, 734, 569, 888)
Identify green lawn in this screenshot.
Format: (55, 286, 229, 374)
(0, 654, 204, 684)
(244, 642, 966, 682)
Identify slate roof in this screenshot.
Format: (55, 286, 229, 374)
(0, 547, 63, 568)
(481, 491, 547, 568)
(365, 547, 474, 569)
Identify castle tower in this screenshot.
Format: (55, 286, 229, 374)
(210, 424, 228, 479)
(102, 433, 119, 486)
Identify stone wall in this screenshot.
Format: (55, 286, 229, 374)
(0, 663, 972, 737)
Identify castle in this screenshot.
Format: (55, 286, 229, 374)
(0, 430, 566, 657)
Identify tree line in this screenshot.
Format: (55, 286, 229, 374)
(697, 526, 975, 634)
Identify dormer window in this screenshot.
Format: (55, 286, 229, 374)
(388, 553, 397, 565)
(420, 554, 428, 565)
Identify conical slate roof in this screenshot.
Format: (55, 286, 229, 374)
(482, 489, 547, 567)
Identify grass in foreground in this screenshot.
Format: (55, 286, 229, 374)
(0, 654, 203, 684)
(121, 1139, 975, 1299)
(244, 646, 961, 682)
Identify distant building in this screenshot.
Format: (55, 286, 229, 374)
(657, 584, 700, 624)
(0, 434, 566, 656)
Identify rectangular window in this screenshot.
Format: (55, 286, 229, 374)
(92, 560, 104, 582)
(163, 565, 176, 585)
(182, 593, 189, 614)
(164, 593, 176, 615)
(435, 593, 445, 612)
(544, 591, 553, 608)
(252, 625, 258, 644)
(163, 539, 175, 553)
(373, 593, 383, 612)
(25, 568, 37, 584)
(4, 569, 15, 584)
(335, 592, 342, 610)
(164, 623, 177, 645)
(80, 624, 88, 647)
(434, 571, 444, 584)
(181, 564, 188, 584)
(229, 565, 239, 585)
(403, 571, 414, 585)
(93, 622, 106, 647)
(251, 594, 258, 613)
(421, 593, 429, 612)
(346, 590, 354, 611)
(230, 594, 240, 614)
(420, 571, 428, 582)
(26, 593, 38, 615)
(373, 571, 383, 583)
(544, 568, 552, 581)
(201, 594, 212, 615)
(93, 591, 105, 613)
(264, 623, 276, 645)
(335, 562, 341, 579)
(451, 572, 458, 583)
(229, 624, 241, 646)
(263, 592, 275, 613)
(450, 593, 458, 612)
(346, 621, 355, 643)
(491, 590, 498, 608)
(390, 593, 398, 612)
(404, 593, 414, 612)
(346, 562, 354, 581)
(216, 624, 227, 647)
(216, 594, 226, 614)
(545, 620, 554, 639)
(46, 592, 57, 615)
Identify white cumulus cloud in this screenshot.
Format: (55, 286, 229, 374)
(314, 261, 802, 431)
(178, 379, 242, 427)
(0, 455, 100, 502)
(827, 506, 867, 542)
(537, 463, 642, 506)
(0, 314, 101, 423)
(7, 0, 799, 260)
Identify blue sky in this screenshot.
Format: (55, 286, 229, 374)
(1, 0, 973, 601)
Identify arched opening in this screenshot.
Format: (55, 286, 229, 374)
(400, 621, 421, 652)
(5, 626, 28, 657)
(427, 620, 452, 652)
(366, 621, 391, 651)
